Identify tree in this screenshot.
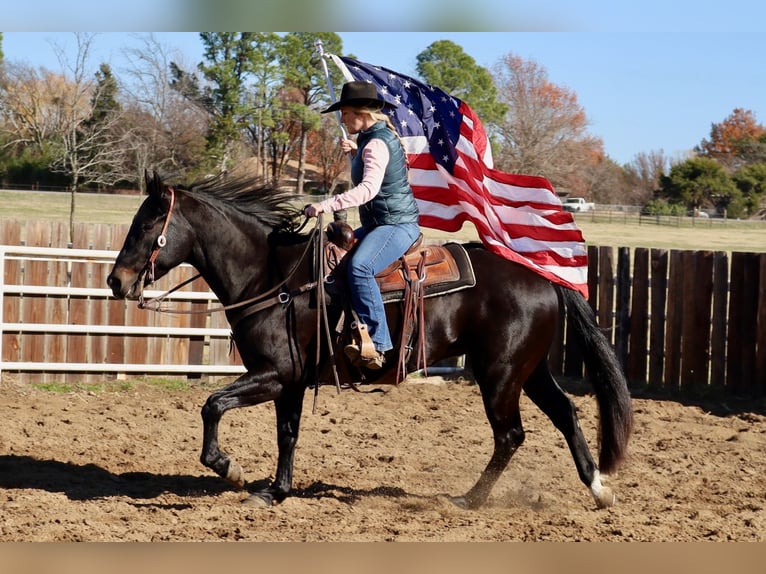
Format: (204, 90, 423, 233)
(307, 112, 347, 195)
(121, 33, 208, 185)
(697, 108, 766, 170)
(46, 33, 134, 241)
(279, 32, 341, 193)
(265, 87, 310, 183)
(738, 132, 766, 166)
(584, 156, 631, 205)
(0, 60, 76, 188)
(623, 150, 673, 206)
(415, 40, 507, 127)
(658, 157, 741, 217)
(732, 162, 766, 215)
(491, 53, 604, 197)
(194, 32, 262, 173)
(240, 33, 282, 180)
(0, 63, 69, 151)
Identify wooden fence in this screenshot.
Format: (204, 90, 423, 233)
(1, 219, 243, 384)
(2, 218, 765, 396)
(549, 245, 766, 397)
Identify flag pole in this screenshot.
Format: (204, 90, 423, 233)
(314, 39, 347, 140)
(314, 39, 349, 222)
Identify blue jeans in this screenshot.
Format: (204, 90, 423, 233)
(348, 222, 421, 353)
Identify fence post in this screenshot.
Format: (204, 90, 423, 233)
(628, 248, 649, 385)
(648, 249, 668, 389)
(709, 252, 729, 389)
(597, 246, 614, 342)
(615, 247, 630, 370)
(757, 254, 766, 395)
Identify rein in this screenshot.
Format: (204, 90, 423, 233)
(138, 222, 320, 322)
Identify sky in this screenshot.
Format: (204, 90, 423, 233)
(2, 3, 765, 167)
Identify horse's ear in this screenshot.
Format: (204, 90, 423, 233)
(145, 170, 165, 199)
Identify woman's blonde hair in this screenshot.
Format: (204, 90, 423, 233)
(356, 107, 408, 166)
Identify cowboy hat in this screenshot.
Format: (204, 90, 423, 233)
(321, 81, 392, 114)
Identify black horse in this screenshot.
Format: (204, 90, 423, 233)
(107, 172, 632, 510)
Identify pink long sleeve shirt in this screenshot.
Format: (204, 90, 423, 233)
(317, 139, 389, 214)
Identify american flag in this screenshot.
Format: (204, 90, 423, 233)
(327, 54, 589, 298)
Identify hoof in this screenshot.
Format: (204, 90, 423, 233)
(225, 462, 246, 489)
(449, 495, 469, 509)
(242, 494, 273, 508)
(594, 486, 616, 509)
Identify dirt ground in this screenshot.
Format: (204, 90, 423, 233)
(1, 374, 765, 542)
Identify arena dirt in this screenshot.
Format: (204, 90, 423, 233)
(1, 375, 764, 542)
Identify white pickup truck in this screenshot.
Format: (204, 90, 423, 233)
(562, 197, 595, 212)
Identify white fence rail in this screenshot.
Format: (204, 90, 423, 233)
(1, 244, 246, 381)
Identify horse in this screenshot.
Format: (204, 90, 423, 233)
(107, 171, 633, 510)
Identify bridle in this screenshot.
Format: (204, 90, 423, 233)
(138, 186, 176, 292)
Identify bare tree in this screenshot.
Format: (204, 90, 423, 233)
(585, 156, 630, 205)
(120, 33, 208, 186)
(491, 53, 604, 197)
(42, 33, 134, 241)
(623, 150, 673, 206)
(307, 113, 348, 195)
(0, 62, 69, 151)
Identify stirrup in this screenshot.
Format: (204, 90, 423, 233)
(350, 320, 377, 360)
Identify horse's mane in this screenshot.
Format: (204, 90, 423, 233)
(179, 173, 305, 232)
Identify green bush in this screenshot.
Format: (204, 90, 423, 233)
(642, 198, 687, 216)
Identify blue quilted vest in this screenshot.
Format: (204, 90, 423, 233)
(351, 122, 420, 230)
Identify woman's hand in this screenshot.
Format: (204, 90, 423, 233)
(303, 203, 323, 218)
(340, 138, 357, 155)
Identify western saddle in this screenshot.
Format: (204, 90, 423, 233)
(323, 221, 475, 382)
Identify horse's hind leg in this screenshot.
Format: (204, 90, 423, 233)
(523, 362, 615, 508)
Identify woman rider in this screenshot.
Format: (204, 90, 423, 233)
(303, 81, 420, 369)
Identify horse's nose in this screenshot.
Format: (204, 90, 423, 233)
(106, 273, 122, 298)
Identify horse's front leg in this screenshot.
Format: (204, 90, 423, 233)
(200, 367, 283, 490)
(245, 388, 306, 507)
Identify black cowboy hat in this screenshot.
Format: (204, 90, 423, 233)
(321, 81, 393, 114)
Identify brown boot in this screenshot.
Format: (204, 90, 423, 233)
(359, 352, 385, 370)
(344, 343, 362, 365)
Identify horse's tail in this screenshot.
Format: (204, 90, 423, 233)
(560, 287, 633, 474)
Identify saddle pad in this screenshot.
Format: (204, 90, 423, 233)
(378, 242, 476, 304)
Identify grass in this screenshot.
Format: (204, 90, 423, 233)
(31, 380, 134, 393)
(28, 376, 200, 394)
(575, 217, 766, 253)
(0, 189, 143, 226)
